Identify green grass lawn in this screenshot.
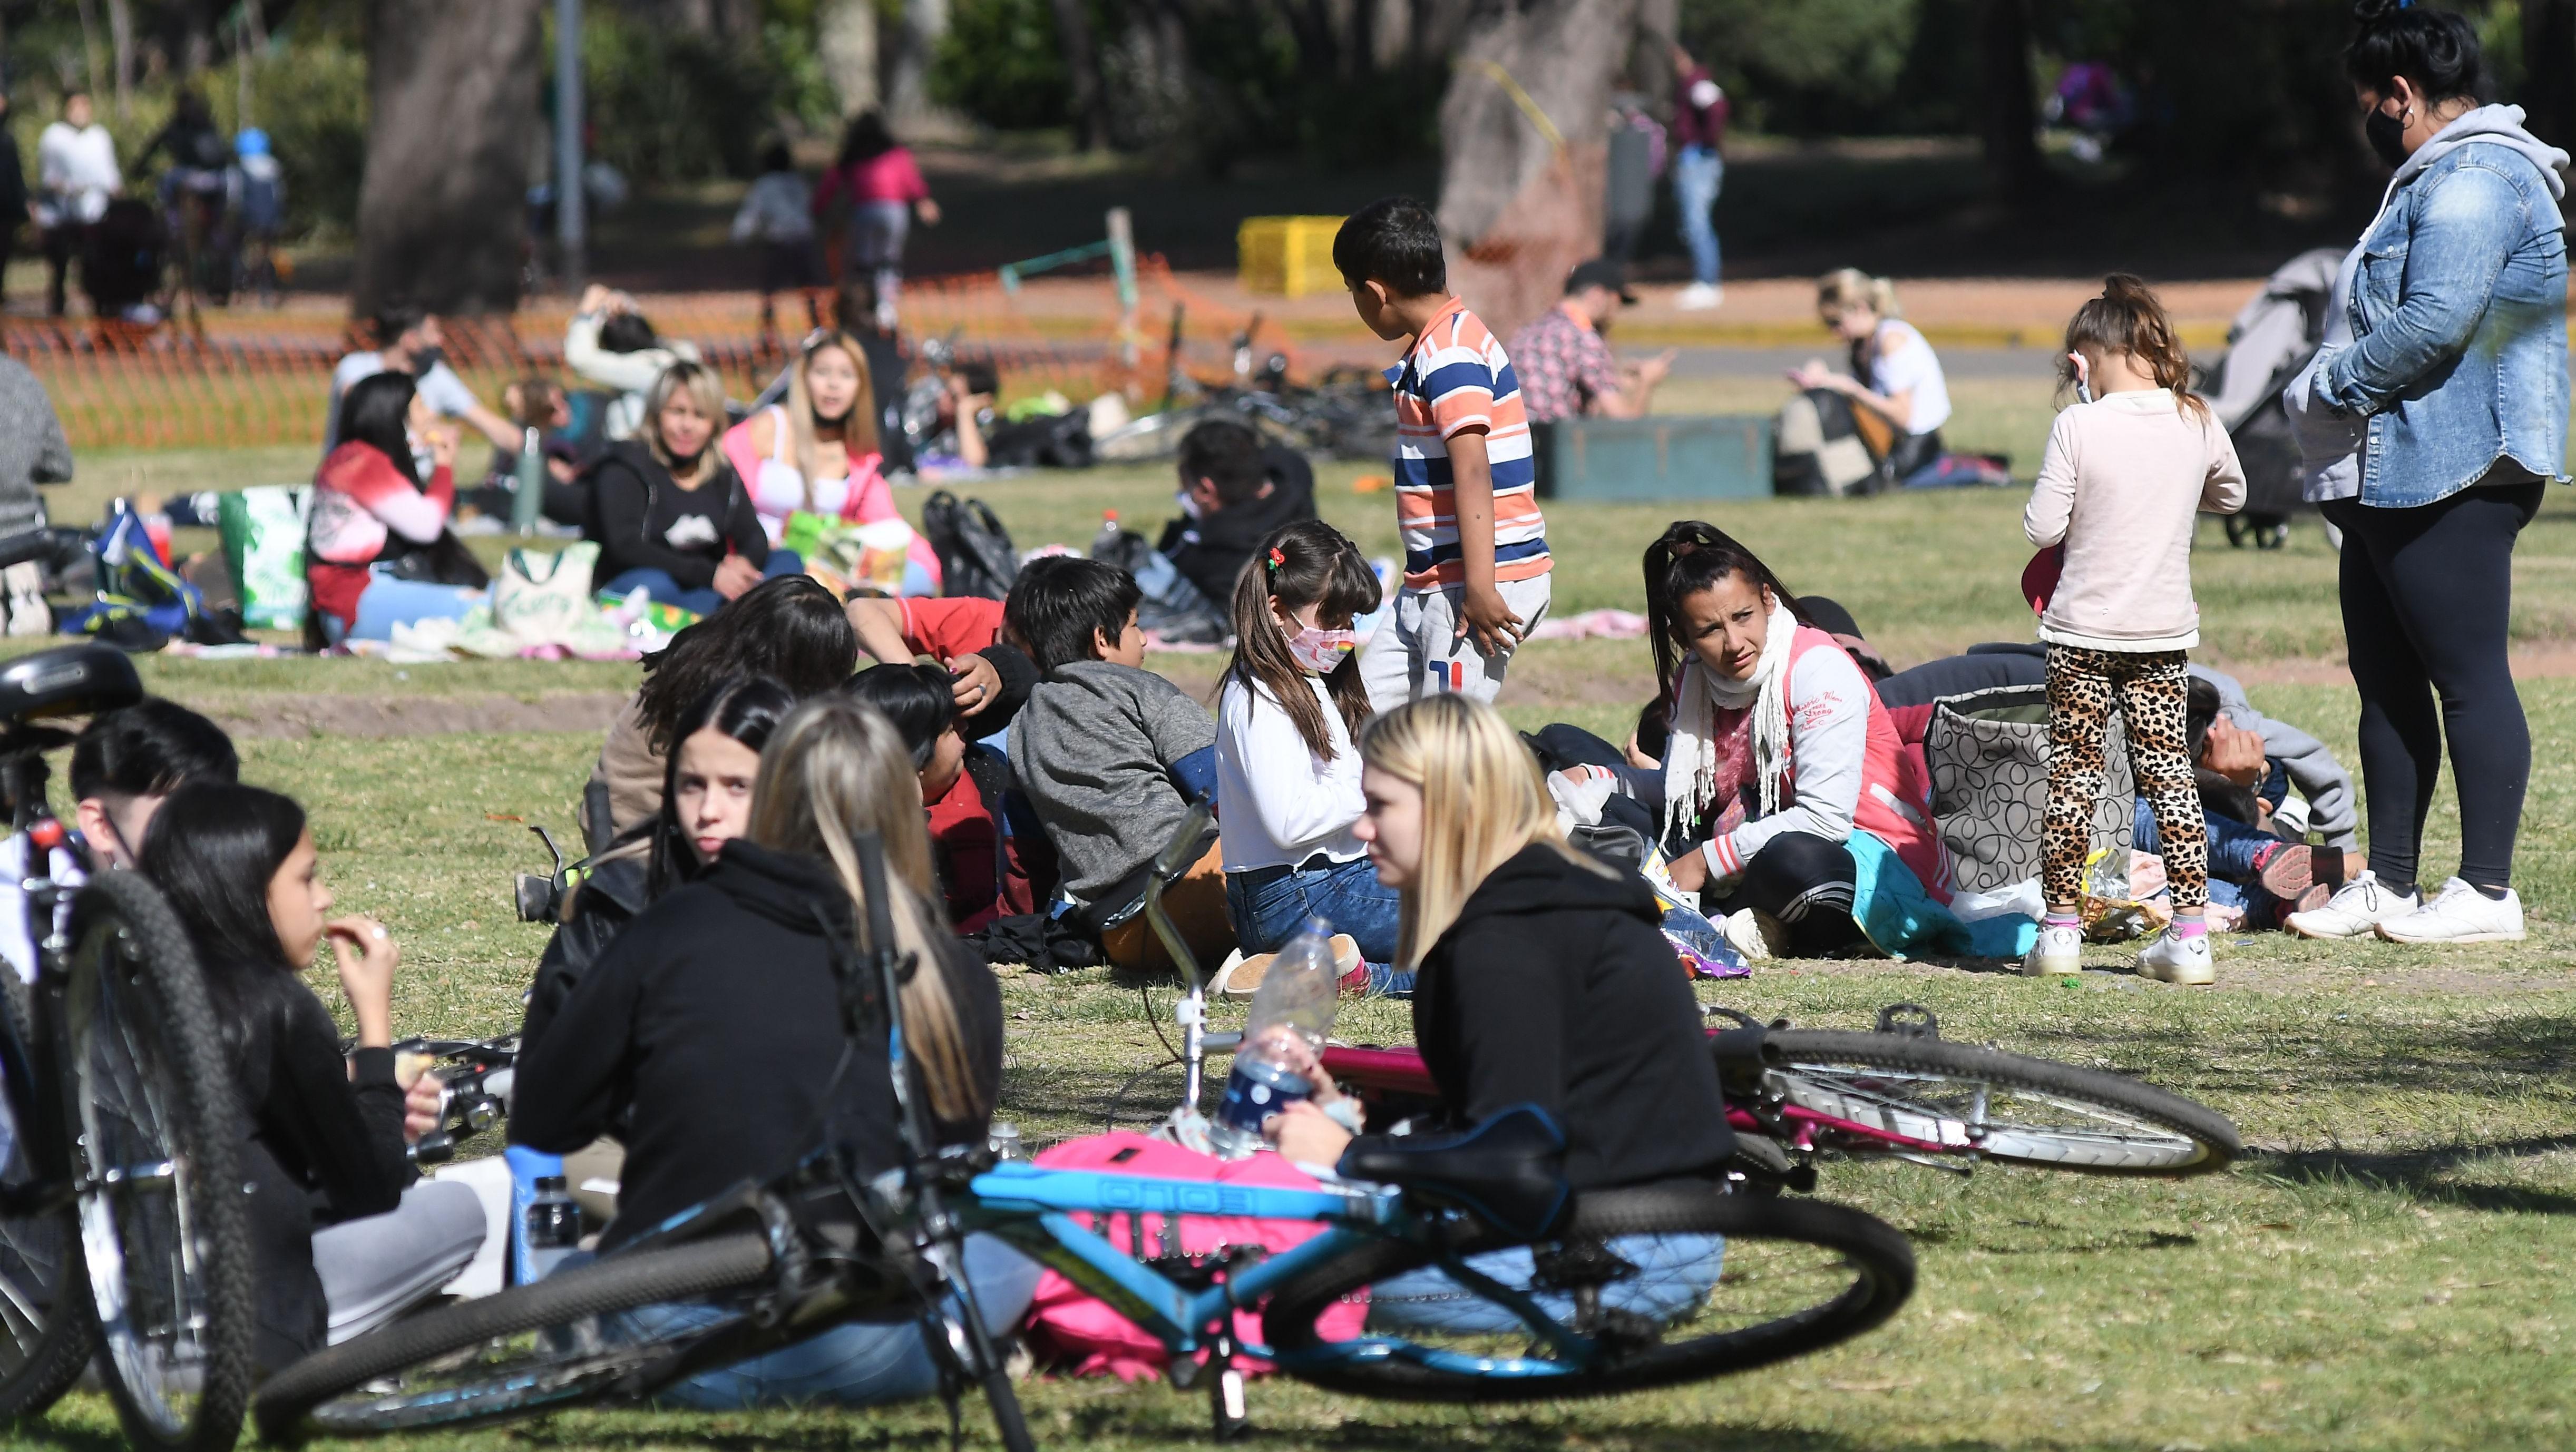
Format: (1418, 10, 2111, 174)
(11, 380, 2576, 1449)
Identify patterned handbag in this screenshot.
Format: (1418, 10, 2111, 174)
(1926, 683, 2133, 896)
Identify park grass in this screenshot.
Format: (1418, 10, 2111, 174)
(7, 380, 2576, 1449)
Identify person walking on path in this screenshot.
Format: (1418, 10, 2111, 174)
(35, 91, 119, 318)
(2282, 1, 2568, 947)
(1668, 46, 1728, 311)
(812, 112, 939, 329)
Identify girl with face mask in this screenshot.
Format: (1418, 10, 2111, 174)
(1213, 519, 1409, 997)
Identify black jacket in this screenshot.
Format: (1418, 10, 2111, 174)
(221, 965, 411, 1371)
(584, 440, 769, 592)
(1399, 843, 1732, 1190)
(1155, 443, 1319, 606)
(510, 840, 1003, 1249)
(521, 844, 656, 1058)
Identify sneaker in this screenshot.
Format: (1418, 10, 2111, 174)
(2285, 871, 2418, 940)
(2374, 878, 2525, 945)
(1676, 281, 1724, 311)
(1215, 934, 1362, 999)
(2138, 930, 2215, 986)
(2022, 921, 2083, 977)
(1719, 908, 1783, 963)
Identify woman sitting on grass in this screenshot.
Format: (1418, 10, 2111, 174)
(307, 371, 483, 645)
(588, 362, 800, 616)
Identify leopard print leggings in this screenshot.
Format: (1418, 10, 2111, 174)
(2044, 645, 2206, 910)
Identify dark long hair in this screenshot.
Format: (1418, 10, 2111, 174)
(1642, 521, 1811, 705)
(1225, 519, 1379, 759)
(836, 110, 895, 167)
(2347, 0, 2485, 103)
(2058, 273, 2208, 421)
(637, 674, 798, 896)
(633, 575, 856, 754)
(337, 371, 421, 487)
(137, 782, 309, 1057)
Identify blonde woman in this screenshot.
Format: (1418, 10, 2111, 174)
(1787, 268, 1953, 484)
(720, 329, 943, 593)
(513, 695, 1032, 1407)
(590, 361, 798, 615)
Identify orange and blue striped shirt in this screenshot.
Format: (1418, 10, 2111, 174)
(1386, 297, 1549, 590)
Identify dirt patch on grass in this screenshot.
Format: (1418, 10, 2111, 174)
(2215, 646, 2576, 684)
(208, 692, 630, 739)
(1767, 935, 2576, 997)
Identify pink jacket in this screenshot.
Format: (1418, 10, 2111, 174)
(813, 149, 928, 214)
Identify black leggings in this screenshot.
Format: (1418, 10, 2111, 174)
(1711, 832, 1866, 958)
(2320, 483, 2543, 893)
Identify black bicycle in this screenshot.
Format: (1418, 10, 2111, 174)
(0, 644, 253, 1450)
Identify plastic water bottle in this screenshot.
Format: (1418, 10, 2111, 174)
(1089, 509, 1124, 561)
(1208, 917, 1341, 1158)
(988, 1121, 1026, 1162)
(521, 1175, 582, 1283)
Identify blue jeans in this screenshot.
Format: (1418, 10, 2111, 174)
(335, 567, 486, 644)
(602, 551, 804, 617)
(1673, 147, 1724, 286)
(1367, 1232, 1724, 1336)
(1226, 856, 1411, 996)
(595, 1234, 1040, 1410)
(2135, 797, 2275, 917)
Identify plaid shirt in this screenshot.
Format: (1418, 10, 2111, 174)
(1507, 304, 1622, 425)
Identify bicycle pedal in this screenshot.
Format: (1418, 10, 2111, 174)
(1873, 1002, 1941, 1038)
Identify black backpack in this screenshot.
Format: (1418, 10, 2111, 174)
(920, 492, 1019, 601)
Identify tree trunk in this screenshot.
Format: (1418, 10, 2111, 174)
(1048, 0, 1108, 149)
(1437, 0, 1637, 339)
(354, 0, 543, 316)
(1974, 0, 2042, 200)
(2524, 0, 2576, 160)
(105, 0, 133, 114)
(73, 0, 105, 103)
(883, 0, 965, 140)
(818, 0, 879, 117)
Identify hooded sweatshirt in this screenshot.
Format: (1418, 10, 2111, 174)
(1388, 842, 1734, 1190)
(511, 839, 1001, 1250)
(2287, 104, 2571, 501)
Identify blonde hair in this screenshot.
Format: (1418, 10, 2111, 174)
(1357, 696, 1609, 969)
(747, 696, 984, 1123)
(783, 331, 882, 508)
(1817, 268, 1900, 322)
(646, 362, 728, 487)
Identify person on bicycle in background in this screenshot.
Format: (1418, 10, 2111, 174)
(139, 782, 480, 1372)
(135, 89, 235, 301)
(0, 698, 237, 983)
(512, 695, 1036, 1409)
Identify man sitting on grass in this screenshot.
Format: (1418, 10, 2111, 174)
(1004, 556, 1232, 974)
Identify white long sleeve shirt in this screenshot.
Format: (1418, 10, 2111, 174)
(1696, 643, 1873, 880)
(1216, 675, 1365, 872)
(35, 122, 120, 225)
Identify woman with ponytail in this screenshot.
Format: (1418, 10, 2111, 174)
(2281, 0, 2568, 948)
(1789, 268, 1953, 485)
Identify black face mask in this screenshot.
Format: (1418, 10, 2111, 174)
(2366, 107, 2411, 169)
(411, 344, 447, 374)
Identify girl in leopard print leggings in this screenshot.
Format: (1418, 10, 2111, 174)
(2023, 276, 2247, 984)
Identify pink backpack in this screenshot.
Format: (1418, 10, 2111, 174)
(1021, 1131, 1369, 1380)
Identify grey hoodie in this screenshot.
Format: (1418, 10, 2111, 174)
(2286, 104, 2570, 501)
(1008, 660, 1217, 904)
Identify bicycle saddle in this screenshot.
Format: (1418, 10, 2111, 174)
(1338, 1104, 1571, 1242)
(0, 644, 141, 725)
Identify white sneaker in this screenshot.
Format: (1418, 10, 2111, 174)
(2285, 871, 2419, 940)
(1719, 908, 1782, 963)
(2374, 878, 2525, 945)
(2137, 930, 2214, 986)
(2022, 922, 2082, 977)
(1676, 281, 1723, 310)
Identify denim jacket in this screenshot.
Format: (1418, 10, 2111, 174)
(2312, 108, 2570, 508)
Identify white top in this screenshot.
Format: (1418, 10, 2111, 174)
(35, 122, 120, 225)
(2024, 389, 2247, 652)
(732, 173, 815, 243)
(324, 353, 484, 452)
(747, 404, 856, 536)
(1216, 675, 1365, 872)
(1868, 319, 1951, 436)
(1677, 645, 1877, 882)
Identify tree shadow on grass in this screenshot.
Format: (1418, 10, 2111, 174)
(2255, 1133, 2576, 1216)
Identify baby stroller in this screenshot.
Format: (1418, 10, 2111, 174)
(81, 197, 167, 320)
(2197, 248, 2342, 548)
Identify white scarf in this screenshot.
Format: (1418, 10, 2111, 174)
(1660, 599, 1798, 844)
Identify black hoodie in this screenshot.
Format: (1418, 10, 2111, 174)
(511, 839, 1002, 1249)
(1402, 842, 1733, 1190)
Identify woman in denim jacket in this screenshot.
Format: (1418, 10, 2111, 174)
(2284, 1, 2568, 947)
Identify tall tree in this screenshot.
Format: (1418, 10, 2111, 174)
(1974, 0, 2041, 200)
(1048, 0, 1107, 150)
(352, 0, 543, 316)
(884, 0, 963, 139)
(2525, 0, 2576, 159)
(818, 0, 879, 117)
(1437, 0, 1640, 338)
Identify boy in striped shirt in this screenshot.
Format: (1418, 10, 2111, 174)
(1332, 196, 1552, 711)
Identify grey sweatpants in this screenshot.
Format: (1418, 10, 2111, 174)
(313, 1179, 489, 1344)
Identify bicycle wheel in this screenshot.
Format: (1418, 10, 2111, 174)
(1094, 408, 1208, 463)
(0, 970, 96, 1420)
(1764, 1029, 2241, 1176)
(1262, 1183, 1913, 1402)
(255, 1232, 776, 1442)
(60, 871, 254, 1452)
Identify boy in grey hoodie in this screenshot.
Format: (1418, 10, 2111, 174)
(1004, 556, 1232, 973)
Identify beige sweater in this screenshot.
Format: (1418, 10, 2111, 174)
(2024, 389, 2246, 652)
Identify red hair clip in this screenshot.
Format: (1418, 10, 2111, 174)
(1266, 546, 1286, 572)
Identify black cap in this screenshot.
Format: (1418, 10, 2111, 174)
(1563, 259, 1636, 304)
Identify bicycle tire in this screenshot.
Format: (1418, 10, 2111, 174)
(61, 871, 253, 1452)
(0, 969, 95, 1422)
(1261, 1183, 1913, 1402)
(255, 1232, 776, 1443)
(1094, 408, 1208, 463)
(1763, 1029, 2241, 1176)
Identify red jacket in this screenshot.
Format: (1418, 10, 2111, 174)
(307, 442, 453, 630)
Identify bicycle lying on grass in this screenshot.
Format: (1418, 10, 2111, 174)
(0, 643, 253, 1452)
(256, 806, 1917, 1445)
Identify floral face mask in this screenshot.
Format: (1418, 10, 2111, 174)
(1284, 621, 1362, 674)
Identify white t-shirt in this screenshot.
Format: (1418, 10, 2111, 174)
(1215, 675, 1365, 872)
(35, 122, 120, 225)
(324, 353, 485, 452)
(1868, 320, 1951, 437)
